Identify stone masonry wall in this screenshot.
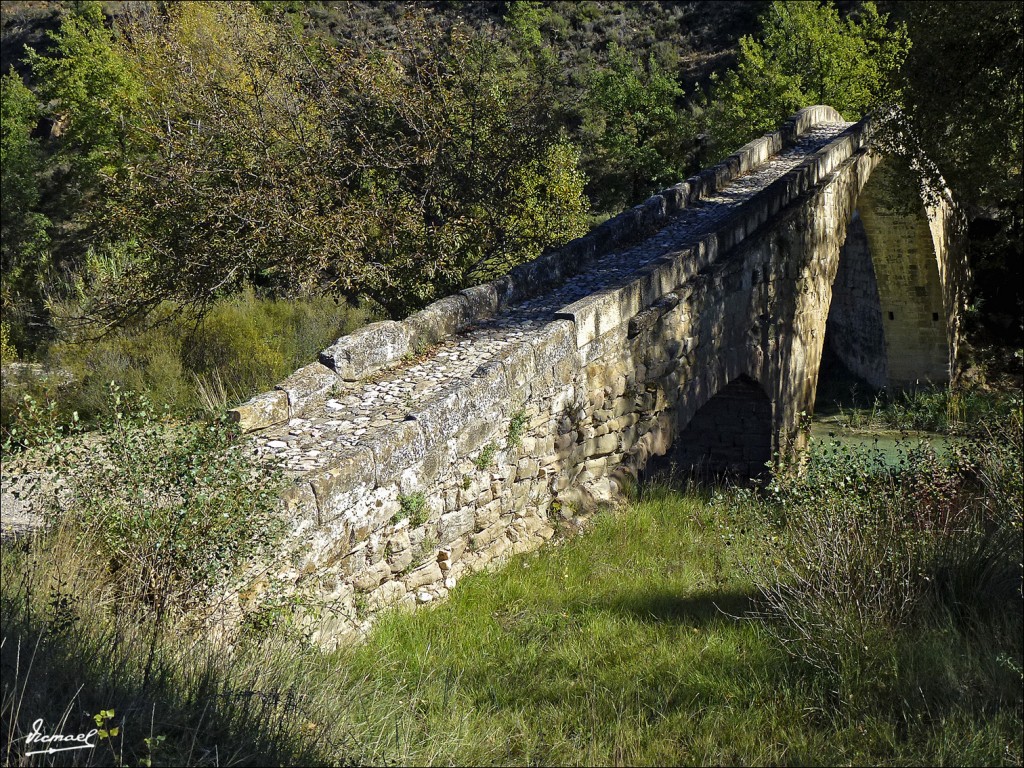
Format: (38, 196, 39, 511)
(220, 106, 967, 648)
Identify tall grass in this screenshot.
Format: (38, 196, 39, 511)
(756, 407, 1022, 704)
(828, 383, 1020, 436)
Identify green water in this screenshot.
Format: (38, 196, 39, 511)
(809, 413, 952, 464)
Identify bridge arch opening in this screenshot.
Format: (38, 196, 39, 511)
(671, 375, 772, 480)
(819, 159, 951, 405)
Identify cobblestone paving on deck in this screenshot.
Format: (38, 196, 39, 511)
(249, 122, 854, 474)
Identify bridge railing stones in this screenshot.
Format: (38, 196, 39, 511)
(555, 114, 872, 356)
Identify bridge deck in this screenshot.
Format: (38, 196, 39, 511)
(253, 121, 853, 475)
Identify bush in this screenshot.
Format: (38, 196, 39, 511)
(756, 403, 1023, 684)
(10, 385, 286, 617)
(29, 289, 370, 425)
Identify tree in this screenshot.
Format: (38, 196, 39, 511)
(581, 43, 692, 212)
(25, 0, 143, 197)
(703, 0, 909, 159)
(0, 70, 49, 353)
(71, 4, 588, 327)
(315, 17, 588, 313)
(894, 1, 1023, 341)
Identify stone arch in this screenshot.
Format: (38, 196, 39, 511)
(673, 374, 773, 478)
(826, 158, 961, 390)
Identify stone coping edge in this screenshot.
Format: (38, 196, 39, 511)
(554, 115, 873, 350)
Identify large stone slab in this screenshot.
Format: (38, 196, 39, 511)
(320, 321, 411, 381)
(229, 390, 289, 433)
(308, 446, 377, 524)
(363, 420, 427, 487)
(276, 362, 339, 415)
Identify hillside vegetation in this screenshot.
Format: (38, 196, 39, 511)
(2, 1, 1018, 420)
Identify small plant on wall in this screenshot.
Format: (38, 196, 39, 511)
(507, 409, 528, 449)
(397, 491, 429, 526)
(474, 442, 498, 471)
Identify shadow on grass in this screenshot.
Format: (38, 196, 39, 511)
(605, 588, 757, 626)
(0, 550, 344, 767)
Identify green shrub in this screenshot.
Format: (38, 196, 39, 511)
(506, 409, 528, 449)
(22, 385, 287, 617)
(473, 442, 498, 471)
(878, 385, 1018, 435)
(36, 289, 371, 423)
(0, 321, 16, 364)
(756, 403, 1023, 684)
(397, 492, 428, 526)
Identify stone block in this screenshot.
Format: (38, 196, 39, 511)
(364, 420, 427, 487)
(279, 482, 318, 525)
(308, 447, 377, 524)
(320, 321, 411, 381)
(404, 561, 443, 590)
(460, 283, 500, 318)
(367, 579, 406, 609)
(405, 295, 471, 348)
(411, 369, 508, 451)
(584, 433, 618, 457)
(500, 340, 538, 397)
(475, 499, 502, 530)
(527, 320, 578, 375)
(353, 560, 391, 592)
(229, 390, 289, 433)
(275, 362, 339, 415)
(556, 281, 643, 349)
(388, 546, 413, 573)
(471, 519, 506, 550)
(439, 507, 475, 544)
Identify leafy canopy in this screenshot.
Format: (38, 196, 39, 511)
(37, 2, 588, 328)
(582, 43, 693, 212)
(704, 0, 909, 159)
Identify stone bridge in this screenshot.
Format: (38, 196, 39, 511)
(231, 106, 968, 645)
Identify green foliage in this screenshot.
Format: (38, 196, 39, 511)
(2, 421, 1020, 765)
(54, 386, 284, 614)
(473, 441, 498, 471)
(826, 384, 1020, 437)
(397, 492, 428, 527)
(582, 42, 693, 211)
(25, 0, 143, 190)
(897, 1, 1022, 216)
(0, 321, 17, 365)
(0, 291, 367, 434)
(894, 1, 1023, 342)
(0, 70, 50, 351)
(51, 3, 588, 326)
(703, 0, 909, 159)
(506, 409, 528, 449)
(759, 406, 1023, 682)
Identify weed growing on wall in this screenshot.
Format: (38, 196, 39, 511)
(397, 492, 428, 526)
(473, 442, 498, 471)
(506, 409, 528, 449)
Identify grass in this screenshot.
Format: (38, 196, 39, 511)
(1, 386, 1019, 766)
(3, 470, 1019, 766)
